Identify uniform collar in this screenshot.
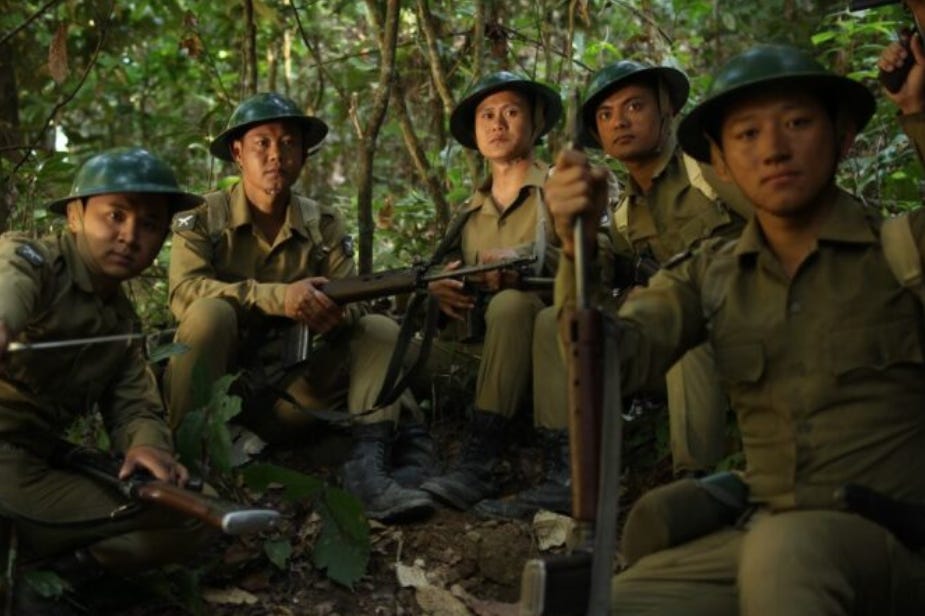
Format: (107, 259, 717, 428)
(734, 188, 875, 259)
(622, 136, 679, 197)
(466, 160, 548, 214)
(228, 182, 307, 239)
(61, 232, 96, 294)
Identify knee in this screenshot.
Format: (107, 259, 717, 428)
(352, 314, 399, 347)
(484, 290, 540, 326)
(175, 298, 238, 344)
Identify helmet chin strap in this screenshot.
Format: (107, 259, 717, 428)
(653, 77, 675, 156)
(530, 96, 547, 145)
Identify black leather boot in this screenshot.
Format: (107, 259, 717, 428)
(473, 428, 571, 519)
(391, 422, 437, 488)
(342, 421, 435, 522)
(419, 410, 507, 510)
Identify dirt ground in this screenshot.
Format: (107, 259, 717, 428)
(110, 406, 672, 616)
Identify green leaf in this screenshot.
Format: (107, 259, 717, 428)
(148, 342, 189, 364)
(264, 537, 292, 570)
(23, 570, 71, 598)
(240, 462, 323, 501)
(175, 408, 206, 471)
(810, 31, 836, 45)
(312, 487, 370, 588)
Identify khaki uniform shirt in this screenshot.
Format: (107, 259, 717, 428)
(558, 189, 925, 510)
(607, 143, 749, 265)
(449, 160, 559, 274)
(0, 232, 171, 452)
(169, 182, 362, 327)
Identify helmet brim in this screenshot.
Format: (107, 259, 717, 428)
(580, 66, 689, 150)
(678, 73, 875, 163)
(209, 115, 329, 161)
(449, 80, 563, 150)
(47, 188, 203, 216)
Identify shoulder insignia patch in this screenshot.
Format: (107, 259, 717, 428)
(341, 235, 355, 258)
(663, 250, 693, 270)
(15, 243, 45, 267)
(172, 212, 197, 231)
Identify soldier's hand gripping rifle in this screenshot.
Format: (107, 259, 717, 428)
(51, 440, 280, 535)
(850, 0, 925, 92)
(519, 91, 624, 616)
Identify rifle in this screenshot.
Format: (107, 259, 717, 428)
(849, 0, 924, 93)
(51, 441, 280, 535)
(279, 255, 539, 363)
(520, 91, 624, 616)
(316, 255, 537, 305)
(837, 483, 925, 550)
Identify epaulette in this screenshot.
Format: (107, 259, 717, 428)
(14, 242, 45, 267)
(171, 210, 198, 232)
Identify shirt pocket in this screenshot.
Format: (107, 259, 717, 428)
(714, 341, 765, 385)
(678, 200, 732, 249)
(829, 318, 924, 378)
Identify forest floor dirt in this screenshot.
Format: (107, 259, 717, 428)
(109, 405, 673, 616)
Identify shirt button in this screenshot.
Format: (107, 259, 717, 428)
(789, 301, 801, 314)
(499, 220, 506, 227)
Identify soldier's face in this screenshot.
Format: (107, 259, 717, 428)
(474, 90, 535, 162)
(233, 121, 304, 197)
(67, 193, 170, 282)
(594, 83, 663, 162)
(713, 89, 841, 220)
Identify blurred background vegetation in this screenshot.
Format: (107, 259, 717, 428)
(0, 0, 920, 320)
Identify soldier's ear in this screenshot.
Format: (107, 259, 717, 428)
(65, 199, 84, 233)
(708, 138, 734, 183)
(835, 110, 858, 161)
(230, 140, 244, 167)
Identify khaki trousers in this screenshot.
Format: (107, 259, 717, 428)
(0, 442, 212, 569)
(613, 508, 925, 615)
(165, 298, 402, 442)
(665, 342, 729, 474)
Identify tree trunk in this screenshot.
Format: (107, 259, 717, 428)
(0, 38, 20, 233)
(243, 0, 258, 95)
(355, 0, 400, 273)
(392, 77, 450, 232)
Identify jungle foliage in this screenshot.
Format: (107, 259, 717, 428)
(2, 0, 922, 598)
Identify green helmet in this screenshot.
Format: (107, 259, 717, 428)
(580, 60, 689, 148)
(449, 71, 563, 150)
(47, 147, 203, 215)
(678, 44, 876, 162)
(209, 92, 329, 161)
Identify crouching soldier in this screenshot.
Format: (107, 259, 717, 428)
(165, 92, 434, 522)
(548, 44, 925, 614)
(0, 148, 215, 611)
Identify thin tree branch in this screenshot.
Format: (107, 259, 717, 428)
(3, 0, 114, 186)
(391, 77, 450, 231)
(356, 0, 400, 273)
(0, 0, 64, 48)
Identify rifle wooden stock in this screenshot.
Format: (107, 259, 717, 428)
(51, 442, 279, 536)
(568, 308, 604, 523)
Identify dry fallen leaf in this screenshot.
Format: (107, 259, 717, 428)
(396, 562, 429, 589)
(48, 23, 69, 84)
(415, 584, 471, 615)
(201, 586, 259, 605)
(532, 510, 575, 551)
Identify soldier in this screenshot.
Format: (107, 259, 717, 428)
(878, 0, 925, 163)
(579, 60, 750, 477)
(419, 72, 571, 518)
(165, 92, 433, 522)
(0, 148, 213, 610)
(547, 44, 925, 614)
